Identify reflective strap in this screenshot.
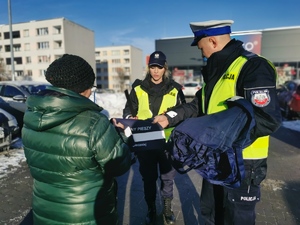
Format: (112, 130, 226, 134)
(133, 130, 165, 142)
(242, 136, 269, 159)
(135, 86, 152, 119)
(158, 88, 178, 115)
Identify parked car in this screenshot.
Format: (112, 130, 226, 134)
(0, 81, 50, 112)
(182, 82, 202, 97)
(0, 81, 50, 135)
(276, 79, 300, 119)
(0, 108, 19, 151)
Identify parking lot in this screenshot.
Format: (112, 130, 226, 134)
(0, 124, 299, 225)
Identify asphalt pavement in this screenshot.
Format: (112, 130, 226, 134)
(0, 125, 300, 225)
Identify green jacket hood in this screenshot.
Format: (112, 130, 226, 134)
(24, 86, 103, 131)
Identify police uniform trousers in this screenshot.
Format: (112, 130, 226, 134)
(200, 161, 263, 225)
(137, 148, 176, 203)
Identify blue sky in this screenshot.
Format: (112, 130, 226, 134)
(1, 0, 300, 60)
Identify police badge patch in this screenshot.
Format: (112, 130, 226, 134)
(251, 89, 271, 107)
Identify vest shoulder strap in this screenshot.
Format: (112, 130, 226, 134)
(241, 50, 258, 59)
(178, 89, 186, 104)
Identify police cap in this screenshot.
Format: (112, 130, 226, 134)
(190, 20, 234, 46)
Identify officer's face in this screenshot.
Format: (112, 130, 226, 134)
(197, 37, 216, 59)
(149, 65, 165, 84)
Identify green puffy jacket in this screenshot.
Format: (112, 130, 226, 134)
(22, 86, 131, 225)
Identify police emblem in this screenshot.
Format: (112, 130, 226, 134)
(251, 89, 270, 107)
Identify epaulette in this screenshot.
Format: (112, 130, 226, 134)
(241, 50, 258, 60)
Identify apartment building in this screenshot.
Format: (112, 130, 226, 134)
(0, 17, 95, 81)
(95, 45, 143, 92)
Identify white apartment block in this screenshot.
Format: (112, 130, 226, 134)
(95, 45, 143, 92)
(0, 17, 95, 81)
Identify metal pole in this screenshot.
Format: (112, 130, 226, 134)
(8, 0, 15, 81)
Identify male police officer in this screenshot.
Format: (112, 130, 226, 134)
(153, 20, 282, 225)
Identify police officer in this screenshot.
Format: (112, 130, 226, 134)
(123, 51, 185, 225)
(153, 20, 282, 225)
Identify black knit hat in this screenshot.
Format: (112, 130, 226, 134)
(45, 54, 95, 93)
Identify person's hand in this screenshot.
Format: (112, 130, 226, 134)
(129, 116, 138, 119)
(153, 115, 169, 128)
(111, 118, 125, 129)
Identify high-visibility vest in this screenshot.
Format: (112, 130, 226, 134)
(203, 56, 275, 159)
(134, 85, 178, 140)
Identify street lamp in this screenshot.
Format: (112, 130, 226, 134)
(8, 0, 15, 81)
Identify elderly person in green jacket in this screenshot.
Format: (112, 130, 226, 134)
(22, 54, 131, 225)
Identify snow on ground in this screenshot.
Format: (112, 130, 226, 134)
(1, 92, 300, 179)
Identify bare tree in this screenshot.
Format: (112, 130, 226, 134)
(116, 67, 126, 92)
(0, 59, 10, 81)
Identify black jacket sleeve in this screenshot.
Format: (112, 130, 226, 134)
(237, 57, 282, 140)
(122, 80, 141, 118)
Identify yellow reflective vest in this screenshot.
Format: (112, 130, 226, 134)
(203, 56, 274, 159)
(134, 85, 178, 140)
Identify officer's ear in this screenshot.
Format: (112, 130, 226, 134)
(208, 36, 217, 48)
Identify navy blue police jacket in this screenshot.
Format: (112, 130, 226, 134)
(167, 98, 256, 188)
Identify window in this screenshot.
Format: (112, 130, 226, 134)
(15, 70, 24, 76)
(124, 58, 130, 63)
(13, 44, 21, 52)
(26, 70, 33, 76)
(37, 28, 48, 36)
(53, 25, 61, 34)
(125, 67, 130, 73)
(38, 55, 50, 63)
(24, 43, 30, 51)
(112, 59, 121, 64)
(39, 69, 46, 76)
(26, 57, 31, 63)
(37, 42, 49, 49)
(124, 49, 130, 55)
(5, 45, 10, 52)
(23, 29, 29, 37)
(14, 57, 22, 64)
(6, 44, 22, 52)
(4, 31, 20, 39)
(95, 51, 100, 56)
(112, 50, 120, 56)
(54, 40, 62, 49)
(3, 85, 24, 97)
(6, 57, 23, 65)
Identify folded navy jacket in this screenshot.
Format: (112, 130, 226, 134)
(167, 98, 256, 188)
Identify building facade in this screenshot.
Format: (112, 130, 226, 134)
(95, 45, 143, 92)
(0, 18, 95, 81)
(155, 26, 300, 86)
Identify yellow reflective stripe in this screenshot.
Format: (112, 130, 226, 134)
(135, 86, 152, 119)
(202, 83, 206, 114)
(243, 136, 269, 159)
(164, 127, 174, 142)
(158, 88, 178, 115)
(207, 57, 247, 114)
